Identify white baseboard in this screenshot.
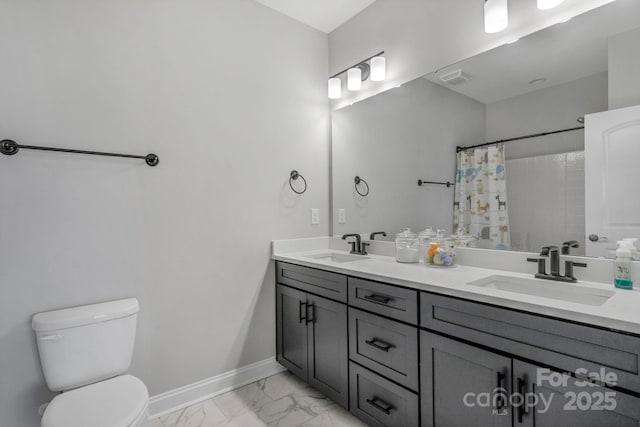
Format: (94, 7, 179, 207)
(148, 357, 286, 419)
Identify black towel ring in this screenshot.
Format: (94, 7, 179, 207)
(289, 170, 307, 194)
(354, 176, 369, 197)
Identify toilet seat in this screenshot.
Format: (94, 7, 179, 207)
(42, 375, 148, 427)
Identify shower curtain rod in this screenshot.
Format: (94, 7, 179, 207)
(455, 125, 584, 153)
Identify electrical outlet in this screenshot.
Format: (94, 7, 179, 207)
(338, 208, 346, 224)
(311, 208, 320, 225)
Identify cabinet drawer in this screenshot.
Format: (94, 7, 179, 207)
(421, 292, 640, 394)
(276, 262, 347, 303)
(349, 308, 419, 391)
(350, 362, 419, 427)
(348, 277, 418, 324)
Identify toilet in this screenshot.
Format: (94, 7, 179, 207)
(32, 298, 148, 427)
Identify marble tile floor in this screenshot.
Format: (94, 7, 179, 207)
(148, 371, 367, 427)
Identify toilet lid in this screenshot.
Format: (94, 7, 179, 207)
(42, 375, 148, 427)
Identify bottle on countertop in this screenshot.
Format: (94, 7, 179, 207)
(622, 238, 639, 261)
(614, 241, 634, 290)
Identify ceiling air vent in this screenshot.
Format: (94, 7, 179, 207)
(439, 69, 471, 85)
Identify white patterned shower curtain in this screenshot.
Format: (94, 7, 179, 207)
(453, 143, 510, 249)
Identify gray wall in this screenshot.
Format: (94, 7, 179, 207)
(0, 1, 329, 426)
(609, 27, 640, 110)
(332, 77, 485, 236)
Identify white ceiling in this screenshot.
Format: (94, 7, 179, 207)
(253, 0, 377, 33)
(425, 0, 640, 104)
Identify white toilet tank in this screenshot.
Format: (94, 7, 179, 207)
(32, 298, 139, 392)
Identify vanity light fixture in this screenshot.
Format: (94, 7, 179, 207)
(327, 51, 385, 99)
(347, 67, 363, 91)
(370, 56, 386, 82)
(328, 78, 342, 99)
(484, 0, 509, 34)
(537, 0, 564, 10)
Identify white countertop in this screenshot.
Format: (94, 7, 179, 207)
(272, 245, 640, 335)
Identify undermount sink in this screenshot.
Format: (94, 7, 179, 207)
(468, 275, 615, 306)
(306, 252, 370, 263)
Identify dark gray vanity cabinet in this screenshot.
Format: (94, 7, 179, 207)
(421, 331, 640, 427)
(513, 360, 640, 427)
(275, 260, 640, 426)
(420, 292, 640, 427)
(420, 292, 640, 394)
(421, 330, 512, 427)
(275, 263, 349, 409)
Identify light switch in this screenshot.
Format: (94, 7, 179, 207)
(311, 208, 320, 225)
(338, 209, 346, 224)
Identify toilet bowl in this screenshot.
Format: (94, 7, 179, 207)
(42, 375, 148, 427)
(33, 299, 148, 427)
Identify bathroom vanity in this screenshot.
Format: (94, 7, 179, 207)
(273, 246, 640, 427)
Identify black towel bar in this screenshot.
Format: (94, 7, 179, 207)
(1, 139, 159, 167)
(418, 179, 453, 188)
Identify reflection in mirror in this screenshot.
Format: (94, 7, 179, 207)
(331, 0, 640, 256)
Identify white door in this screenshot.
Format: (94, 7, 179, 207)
(585, 104, 640, 257)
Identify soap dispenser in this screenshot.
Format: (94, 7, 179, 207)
(614, 241, 634, 290)
(622, 238, 639, 261)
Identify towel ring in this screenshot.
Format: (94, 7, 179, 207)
(354, 176, 369, 197)
(289, 170, 307, 194)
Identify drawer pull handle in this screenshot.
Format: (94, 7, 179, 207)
(517, 377, 529, 423)
(496, 371, 505, 410)
(365, 338, 393, 352)
(366, 397, 393, 415)
(364, 294, 392, 304)
(299, 301, 307, 324)
(305, 302, 314, 324)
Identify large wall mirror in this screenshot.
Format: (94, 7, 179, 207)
(331, 0, 640, 258)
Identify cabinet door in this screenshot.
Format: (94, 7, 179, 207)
(513, 360, 640, 427)
(276, 284, 308, 381)
(421, 331, 511, 427)
(307, 293, 349, 409)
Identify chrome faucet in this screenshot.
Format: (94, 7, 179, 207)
(527, 245, 587, 283)
(342, 234, 368, 255)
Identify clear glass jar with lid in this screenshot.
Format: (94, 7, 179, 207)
(395, 228, 420, 263)
(451, 226, 476, 248)
(426, 229, 456, 266)
(418, 227, 436, 262)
